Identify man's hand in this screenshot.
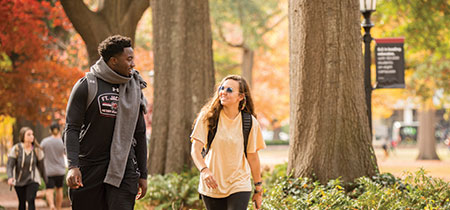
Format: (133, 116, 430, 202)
(66, 167, 83, 189)
(136, 178, 147, 200)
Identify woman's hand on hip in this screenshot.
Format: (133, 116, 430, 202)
(201, 168, 218, 189)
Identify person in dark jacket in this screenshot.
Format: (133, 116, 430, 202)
(64, 35, 148, 210)
(7, 127, 47, 210)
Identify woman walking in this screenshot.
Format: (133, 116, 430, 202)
(7, 127, 47, 210)
(190, 75, 266, 210)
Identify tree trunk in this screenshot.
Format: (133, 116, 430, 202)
(288, 0, 378, 184)
(417, 100, 439, 160)
(271, 119, 281, 140)
(1, 140, 5, 166)
(241, 47, 254, 87)
(148, 0, 215, 174)
(60, 0, 150, 65)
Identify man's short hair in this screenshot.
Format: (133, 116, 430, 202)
(50, 122, 60, 131)
(98, 35, 132, 62)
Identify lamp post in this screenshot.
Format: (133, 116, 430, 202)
(360, 0, 376, 135)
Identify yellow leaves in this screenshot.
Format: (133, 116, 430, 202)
(372, 88, 409, 119)
(0, 115, 15, 149)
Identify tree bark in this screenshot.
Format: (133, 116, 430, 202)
(148, 0, 215, 174)
(271, 119, 281, 140)
(417, 100, 439, 160)
(288, 0, 378, 184)
(60, 0, 150, 65)
(241, 47, 254, 87)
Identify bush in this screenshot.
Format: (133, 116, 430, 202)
(135, 168, 203, 210)
(135, 165, 450, 210)
(259, 168, 450, 210)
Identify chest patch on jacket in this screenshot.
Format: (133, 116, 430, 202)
(98, 93, 119, 117)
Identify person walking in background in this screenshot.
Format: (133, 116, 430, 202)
(41, 122, 66, 210)
(190, 75, 266, 210)
(64, 35, 148, 210)
(7, 127, 47, 210)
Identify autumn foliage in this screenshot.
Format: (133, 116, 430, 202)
(0, 0, 84, 124)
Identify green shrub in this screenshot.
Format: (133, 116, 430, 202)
(135, 168, 204, 210)
(265, 140, 289, 146)
(135, 165, 450, 210)
(259, 168, 450, 210)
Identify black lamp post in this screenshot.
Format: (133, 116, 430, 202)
(360, 0, 376, 135)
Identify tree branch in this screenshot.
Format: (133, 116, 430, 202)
(121, 0, 150, 29)
(260, 14, 287, 36)
(216, 23, 244, 48)
(60, 0, 98, 37)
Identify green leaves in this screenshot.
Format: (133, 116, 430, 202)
(259, 166, 450, 209)
(210, 0, 283, 49)
(135, 168, 203, 210)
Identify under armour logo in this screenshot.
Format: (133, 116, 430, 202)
(112, 87, 119, 92)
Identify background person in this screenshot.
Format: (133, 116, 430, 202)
(7, 127, 47, 210)
(41, 122, 66, 210)
(190, 75, 266, 210)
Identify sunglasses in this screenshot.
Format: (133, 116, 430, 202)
(218, 86, 233, 93)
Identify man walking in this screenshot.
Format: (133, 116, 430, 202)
(41, 122, 66, 210)
(64, 35, 148, 210)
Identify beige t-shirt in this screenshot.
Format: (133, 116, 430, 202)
(191, 110, 266, 198)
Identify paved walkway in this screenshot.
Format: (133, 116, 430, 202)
(0, 172, 70, 210)
(0, 181, 65, 210)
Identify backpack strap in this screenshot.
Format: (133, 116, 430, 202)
(201, 111, 253, 158)
(85, 72, 98, 111)
(242, 111, 252, 158)
(202, 116, 219, 158)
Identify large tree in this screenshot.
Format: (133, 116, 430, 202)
(288, 0, 378, 183)
(148, 0, 215, 174)
(60, 0, 149, 65)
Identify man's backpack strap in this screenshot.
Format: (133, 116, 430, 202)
(242, 111, 252, 158)
(85, 72, 98, 111)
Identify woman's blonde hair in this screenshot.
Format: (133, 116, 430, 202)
(198, 75, 256, 131)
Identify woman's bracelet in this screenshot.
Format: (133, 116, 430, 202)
(254, 181, 263, 186)
(254, 188, 263, 194)
(200, 167, 208, 173)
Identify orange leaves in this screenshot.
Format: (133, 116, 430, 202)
(0, 60, 84, 123)
(0, 0, 84, 124)
(0, 0, 48, 61)
(252, 19, 289, 128)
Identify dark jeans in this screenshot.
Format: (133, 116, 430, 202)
(69, 164, 137, 210)
(15, 183, 39, 210)
(201, 191, 251, 210)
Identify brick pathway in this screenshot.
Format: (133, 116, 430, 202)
(0, 179, 70, 210)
